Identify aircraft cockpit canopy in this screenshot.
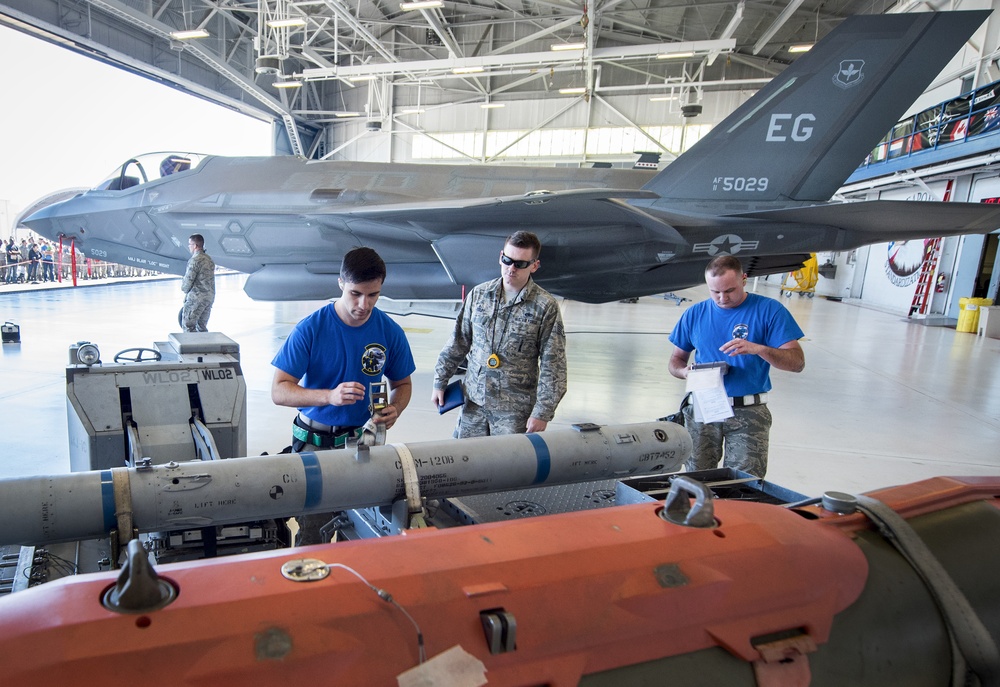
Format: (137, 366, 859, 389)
(96, 152, 206, 191)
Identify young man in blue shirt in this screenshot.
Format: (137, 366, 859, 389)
(668, 256, 805, 477)
(271, 247, 415, 544)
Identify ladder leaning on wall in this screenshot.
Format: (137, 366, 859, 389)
(908, 237, 943, 318)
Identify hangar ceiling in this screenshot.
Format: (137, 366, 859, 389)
(0, 0, 985, 159)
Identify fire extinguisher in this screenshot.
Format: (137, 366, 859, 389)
(936, 273, 947, 293)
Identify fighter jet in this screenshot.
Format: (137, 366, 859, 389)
(21, 11, 1000, 304)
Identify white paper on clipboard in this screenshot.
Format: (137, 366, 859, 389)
(685, 366, 733, 423)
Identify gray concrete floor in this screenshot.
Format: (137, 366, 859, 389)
(1, 272, 998, 497)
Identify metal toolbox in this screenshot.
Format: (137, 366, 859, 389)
(1, 322, 19, 344)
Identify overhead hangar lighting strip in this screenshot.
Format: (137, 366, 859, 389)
(299, 39, 736, 81)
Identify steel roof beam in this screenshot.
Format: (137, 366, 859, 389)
(299, 38, 737, 80)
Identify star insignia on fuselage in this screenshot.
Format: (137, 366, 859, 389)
(693, 235, 759, 256)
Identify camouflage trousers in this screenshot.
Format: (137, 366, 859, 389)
(454, 398, 529, 438)
(182, 294, 213, 332)
(682, 403, 772, 477)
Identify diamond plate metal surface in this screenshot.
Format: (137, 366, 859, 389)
(441, 479, 620, 524)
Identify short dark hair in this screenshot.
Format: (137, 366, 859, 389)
(505, 231, 541, 259)
(341, 247, 386, 284)
(705, 255, 743, 278)
(188, 234, 205, 249)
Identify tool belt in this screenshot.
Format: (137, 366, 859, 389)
(292, 415, 362, 449)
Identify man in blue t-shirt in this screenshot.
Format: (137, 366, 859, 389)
(271, 246, 415, 545)
(668, 256, 804, 477)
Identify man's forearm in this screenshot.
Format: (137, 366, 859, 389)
(272, 380, 329, 408)
(388, 380, 412, 415)
(668, 349, 692, 379)
(757, 344, 805, 372)
(433, 351, 459, 388)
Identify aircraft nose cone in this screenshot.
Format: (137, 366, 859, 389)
(17, 188, 90, 239)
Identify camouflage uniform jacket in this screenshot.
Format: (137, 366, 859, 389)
(434, 277, 567, 422)
(181, 250, 216, 299)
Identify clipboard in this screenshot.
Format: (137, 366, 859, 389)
(438, 380, 465, 414)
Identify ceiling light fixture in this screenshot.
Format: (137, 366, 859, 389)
(266, 18, 307, 29)
(347, 74, 378, 82)
(453, 66, 485, 74)
(400, 108, 425, 114)
(400, 0, 444, 10)
(551, 42, 586, 52)
(169, 29, 210, 40)
(274, 79, 302, 89)
(480, 102, 505, 109)
(559, 87, 587, 95)
(649, 95, 677, 102)
(335, 111, 362, 117)
(656, 51, 694, 59)
(788, 44, 813, 53)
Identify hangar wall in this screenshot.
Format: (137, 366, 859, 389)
(816, 169, 1000, 318)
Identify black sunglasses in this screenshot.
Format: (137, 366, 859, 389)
(500, 252, 536, 269)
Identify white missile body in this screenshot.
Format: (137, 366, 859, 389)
(0, 422, 689, 545)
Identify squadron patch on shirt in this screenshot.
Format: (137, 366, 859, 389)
(732, 323, 749, 340)
(361, 343, 387, 375)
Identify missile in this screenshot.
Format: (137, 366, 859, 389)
(0, 421, 689, 546)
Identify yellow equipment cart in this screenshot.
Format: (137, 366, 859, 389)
(780, 254, 819, 298)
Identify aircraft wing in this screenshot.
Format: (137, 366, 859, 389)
(310, 187, 681, 239)
(327, 187, 657, 214)
(311, 187, 686, 289)
(729, 200, 1000, 238)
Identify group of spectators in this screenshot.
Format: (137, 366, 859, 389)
(1, 234, 157, 285)
(3, 236, 55, 284)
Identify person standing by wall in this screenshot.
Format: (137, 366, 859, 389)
(26, 241, 40, 283)
(5, 239, 18, 284)
(432, 231, 567, 437)
(668, 255, 805, 477)
(40, 242, 55, 282)
(17, 239, 29, 283)
(181, 233, 215, 332)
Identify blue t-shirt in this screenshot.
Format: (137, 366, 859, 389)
(669, 293, 803, 397)
(271, 304, 416, 427)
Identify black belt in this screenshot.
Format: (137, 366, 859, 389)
(297, 412, 356, 433)
(293, 414, 361, 449)
(730, 393, 768, 407)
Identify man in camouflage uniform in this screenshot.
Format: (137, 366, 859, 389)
(433, 231, 567, 437)
(181, 233, 215, 332)
(668, 256, 805, 477)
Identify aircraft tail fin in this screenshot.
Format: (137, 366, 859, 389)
(643, 11, 989, 203)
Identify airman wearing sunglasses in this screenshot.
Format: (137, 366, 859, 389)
(433, 231, 567, 437)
